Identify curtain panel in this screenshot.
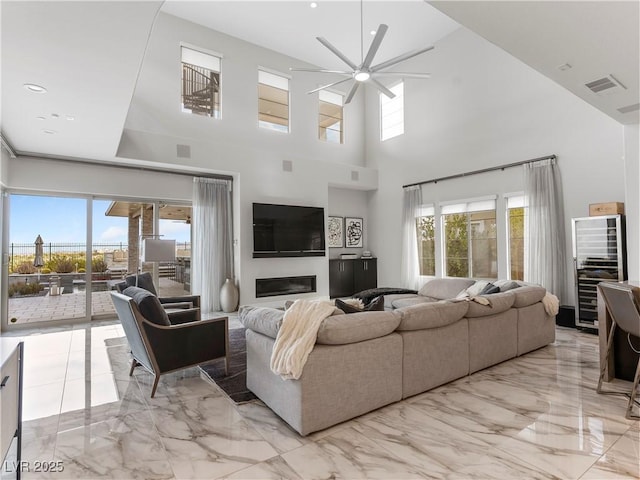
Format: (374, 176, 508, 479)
(401, 185, 423, 289)
(192, 177, 234, 313)
(524, 158, 567, 302)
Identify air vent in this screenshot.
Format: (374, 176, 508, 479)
(617, 103, 640, 114)
(585, 75, 626, 96)
(282, 160, 293, 172)
(176, 144, 191, 158)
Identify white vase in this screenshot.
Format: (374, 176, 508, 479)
(220, 278, 239, 313)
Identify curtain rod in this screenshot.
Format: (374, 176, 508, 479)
(402, 154, 557, 189)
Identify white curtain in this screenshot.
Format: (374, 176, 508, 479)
(524, 158, 567, 302)
(401, 185, 422, 289)
(192, 178, 234, 313)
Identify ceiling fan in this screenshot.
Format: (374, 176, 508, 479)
(291, 1, 434, 104)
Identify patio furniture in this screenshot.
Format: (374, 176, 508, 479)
(110, 291, 228, 397)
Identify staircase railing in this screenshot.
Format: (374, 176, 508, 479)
(182, 63, 219, 116)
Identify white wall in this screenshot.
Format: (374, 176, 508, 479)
(366, 28, 625, 306)
(114, 12, 377, 305)
(624, 124, 640, 280)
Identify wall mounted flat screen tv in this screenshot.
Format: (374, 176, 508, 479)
(253, 203, 325, 258)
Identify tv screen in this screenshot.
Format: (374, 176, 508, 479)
(253, 203, 325, 258)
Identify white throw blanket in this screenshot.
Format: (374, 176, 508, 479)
(270, 300, 336, 380)
(542, 292, 560, 316)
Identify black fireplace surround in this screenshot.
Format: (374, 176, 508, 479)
(256, 276, 317, 298)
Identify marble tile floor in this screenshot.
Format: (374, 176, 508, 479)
(1, 323, 638, 479)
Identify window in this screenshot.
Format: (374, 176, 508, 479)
(319, 90, 344, 143)
(181, 46, 221, 118)
(442, 198, 497, 279)
(380, 81, 404, 141)
(415, 205, 436, 276)
(507, 195, 526, 281)
(258, 69, 290, 132)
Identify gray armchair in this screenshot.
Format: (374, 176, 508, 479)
(110, 291, 229, 397)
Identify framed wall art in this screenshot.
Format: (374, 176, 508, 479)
(345, 217, 363, 248)
(327, 216, 344, 248)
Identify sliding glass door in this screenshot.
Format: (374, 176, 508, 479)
(6, 194, 88, 326)
(3, 194, 193, 330)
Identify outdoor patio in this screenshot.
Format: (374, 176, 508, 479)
(8, 278, 189, 325)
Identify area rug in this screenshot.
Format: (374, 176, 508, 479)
(200, 327, 258, 403)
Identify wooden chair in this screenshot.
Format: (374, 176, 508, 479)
(110, 291, 228, 397)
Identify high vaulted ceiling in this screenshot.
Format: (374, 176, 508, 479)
(1, 1, 638, 164)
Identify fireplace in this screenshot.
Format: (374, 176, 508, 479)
(255, 276, 317, 298)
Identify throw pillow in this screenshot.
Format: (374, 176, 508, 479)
(479, 283, 500, 295)
(336, 296, 384, 314)
(498, 281, 521, 292)
(465, 281, 489, 297)
(122, 286, 170, 326)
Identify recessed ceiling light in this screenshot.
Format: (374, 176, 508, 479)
(557, 63, 572, 71)
(43, 129, 57, 134)
(66, 115, 75, 121)
(370, 30, 377, 35)
(36, 116, 46, 121)
(51, 113, 60, 118)
(24, 83, 47, 93)
(310, 2, 318, 8)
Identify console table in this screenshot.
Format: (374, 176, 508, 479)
(329, 258, 377, 298)
(1, 339, 23, 479)
(598, 280, 640, 382)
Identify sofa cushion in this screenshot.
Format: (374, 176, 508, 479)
(395, 300, 469, 331)
(122, 286, 170, 326)
(465, 291, 515, 317)
(391, 296, 435, 309)
(418, 278, 476, 300)
(239, 306, 285, 339)
(465, 281, 490, 297)
(512, 285, 546, 307)
(495, 280, 521, 292)
(316, 311, 401, 345)
(336, 296, 384, 313)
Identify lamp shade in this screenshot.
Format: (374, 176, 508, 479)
(142, 239, 176, 262)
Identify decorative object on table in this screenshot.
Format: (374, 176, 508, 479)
(345, 217, 363, 247)
(327, 216, 344, 248)
(220, 278, 239, 313)
(361, 250, 372, 258)
(340, 253, 358, 259)
(200, 327, 257, 403)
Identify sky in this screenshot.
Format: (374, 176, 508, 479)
(9, 195, 190, 245)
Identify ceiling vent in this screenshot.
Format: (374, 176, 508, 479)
(282, 160, 293, 172)
(585, 75, 626, 96)
(617, 103, 640, 114)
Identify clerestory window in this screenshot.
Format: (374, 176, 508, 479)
(258, 69, 290, 133)
(181, 46, 221, 118)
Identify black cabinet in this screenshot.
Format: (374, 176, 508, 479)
(329, 258, 377, 298)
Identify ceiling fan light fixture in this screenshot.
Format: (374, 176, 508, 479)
(354, 71, 370, 82)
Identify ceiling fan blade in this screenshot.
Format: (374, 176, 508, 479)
(371, 45, 435, 73)
(307, 77, 353, 94)
(291, 68, 352, 75)
(370, 78, 395, 99)
(344, 82, 360, 104)
(372, 72, 431, 79)
(361, 24, 388, 69)
(317, 36, 358, 70)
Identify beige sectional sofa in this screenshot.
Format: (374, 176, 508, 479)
(239, 278, 555, 436)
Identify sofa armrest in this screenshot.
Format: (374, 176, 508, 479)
(141, 317, 227, 372)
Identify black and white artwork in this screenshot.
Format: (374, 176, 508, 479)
(327, 216, 344, 248)
(345, 217, 363, 248)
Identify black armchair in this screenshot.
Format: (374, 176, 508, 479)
(110, 291, 229, 397)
